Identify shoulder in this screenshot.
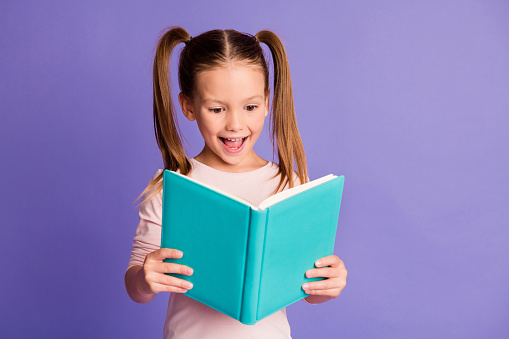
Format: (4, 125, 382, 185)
(265, 161, 281, 175)
(293, 172, 302, 186)
(145, 169, 164, 195)
(138, 169, 164, 209)
(149, 168, 164, 182)
(149, 169, 164, 182)
(272, 163, 302, 186)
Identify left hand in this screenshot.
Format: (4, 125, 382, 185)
(302, 255, 347, 303)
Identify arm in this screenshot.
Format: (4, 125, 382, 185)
(124, 248, 194, 303)
(125, 172, 193, 303)
(302, 255, 347, 304)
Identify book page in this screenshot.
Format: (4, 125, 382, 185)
(170, 171, 337, 211)
(170, 171, 259, 209)
(258, 174, 337, 210)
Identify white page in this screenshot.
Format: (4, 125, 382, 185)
(258, 174, 337, 210)
(168, 171, 259, 209)
(168, 171, 337, 211)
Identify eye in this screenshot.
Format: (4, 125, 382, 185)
(245, 105, 258, 112)
(209, 107, 224, 114)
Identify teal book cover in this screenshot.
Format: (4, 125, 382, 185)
(161, 170, 345, 325)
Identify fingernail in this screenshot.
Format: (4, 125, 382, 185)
(187, 267, 193, 275)
(185, 282, 193, 289)
(176, 251, 183, 257)
(303, 284, 309, 290)
(306, 271, 312, 278)
(316, 260, 322, 267)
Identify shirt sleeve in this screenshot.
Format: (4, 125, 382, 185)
(127, 170, 164, 270)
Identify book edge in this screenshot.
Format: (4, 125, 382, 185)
(258, 174, 339, 209)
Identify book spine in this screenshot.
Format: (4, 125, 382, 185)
(239, 209, 268, 325)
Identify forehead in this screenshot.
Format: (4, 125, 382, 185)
(194, 63, 266, 101)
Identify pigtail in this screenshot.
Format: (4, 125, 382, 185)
(255, 30, 308, 191)
(136, 26, 192, 205)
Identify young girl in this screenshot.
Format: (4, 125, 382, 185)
(125, 26, 347, 338)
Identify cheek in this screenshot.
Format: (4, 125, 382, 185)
(251, 115, 266, 133)
(196, 115, 220, 134)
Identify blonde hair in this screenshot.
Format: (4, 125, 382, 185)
(137, 26, 308, 205)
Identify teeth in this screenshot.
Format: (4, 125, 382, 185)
(225, 137, 244, 141)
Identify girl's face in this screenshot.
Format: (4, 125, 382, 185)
(179, 62, 269, 172)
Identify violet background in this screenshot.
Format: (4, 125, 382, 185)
(1, 1, 508, 338)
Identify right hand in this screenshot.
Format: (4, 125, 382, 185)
(137, 248, 194, 295)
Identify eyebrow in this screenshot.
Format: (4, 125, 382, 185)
(202, 95, 264, 104)
(245, 95, 264, 101)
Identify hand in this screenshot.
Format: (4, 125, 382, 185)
(137, 248, 194, 295)
(302, 255, 347, 304)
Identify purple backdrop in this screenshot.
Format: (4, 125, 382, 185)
(1, 1, 508, 338)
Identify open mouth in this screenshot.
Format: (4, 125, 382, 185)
(220, 136, 248, 151)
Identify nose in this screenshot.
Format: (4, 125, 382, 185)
(225, 109, 244, 132)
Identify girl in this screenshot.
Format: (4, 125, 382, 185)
(125, 26, 347, 338)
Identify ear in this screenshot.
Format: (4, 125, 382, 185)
(179, 92, 196, 121)
(264, 90, 270, 117)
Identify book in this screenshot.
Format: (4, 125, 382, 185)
(161, 169, 345, 325)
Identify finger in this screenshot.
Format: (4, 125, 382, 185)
(160, 262, 193, 276)
(307, 261, 347, 279)
(303, 276, 346, 294)
(151, 282, 190, 294)
(314, 255, 342, 268)
(303, 286, 342, 297)
(305, 267, 338, 279)
(147, 248, 184, 261)
(302, 279, 346, 295)
(150, 273, 194, 290)
(302, 279, 338, 292)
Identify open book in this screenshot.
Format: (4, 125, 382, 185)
(161, 170, 345, 325)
